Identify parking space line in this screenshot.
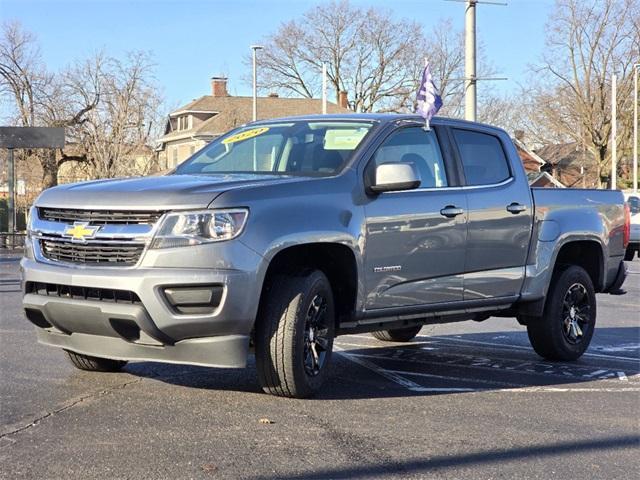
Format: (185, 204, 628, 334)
(382, 370, 640, 393)
(350, 354, 526, 387)
(423, 336, 640, 363)
(335, 347, 428, 392)
(336, 342, 635, 383)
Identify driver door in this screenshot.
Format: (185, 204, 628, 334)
(363, 126, 467, 310)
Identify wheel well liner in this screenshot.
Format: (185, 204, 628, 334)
(258, 243, 358, 326)
(553, 240, 604, 292)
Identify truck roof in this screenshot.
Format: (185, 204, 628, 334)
(251, 113, 504, 132)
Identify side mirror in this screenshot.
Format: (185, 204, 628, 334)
(369, 162, 421, 193)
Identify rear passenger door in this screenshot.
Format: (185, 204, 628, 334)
(449, 127, 533, 300)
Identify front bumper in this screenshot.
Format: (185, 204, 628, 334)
(21, 240, 265, 368)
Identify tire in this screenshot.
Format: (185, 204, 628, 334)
(255, 270, 335, 398)
(526, 265, 596, 361)
(65, 350, 127, 372)
(371, 325, 422, 342)
(624, 248, 635, 261)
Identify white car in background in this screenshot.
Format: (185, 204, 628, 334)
(624, 191, 640, 261)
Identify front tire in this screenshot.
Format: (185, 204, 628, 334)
(65, 350, 127, 372)
(255, 270, 335, 398)
(371, 325, 422, 342)
(526, 265, 596, 361)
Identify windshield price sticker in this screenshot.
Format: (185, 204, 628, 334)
(222, 127, 270, 145)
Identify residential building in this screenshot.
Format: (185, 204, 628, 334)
(535, 142, 598, 188)
(156, 77, 351, 168)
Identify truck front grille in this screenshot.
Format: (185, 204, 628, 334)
(25, 281, 142, 304)
(39, 207, 164, 225)
(40, 238, 145, 265)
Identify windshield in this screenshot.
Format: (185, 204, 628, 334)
(174, 120, 374, 176)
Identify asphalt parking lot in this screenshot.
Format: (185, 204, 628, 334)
(1, 254, 639, 479)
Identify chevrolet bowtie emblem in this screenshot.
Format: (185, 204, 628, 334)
(63, 222, 100, 242)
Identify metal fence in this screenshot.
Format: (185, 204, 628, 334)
(0, 232, 26, 251)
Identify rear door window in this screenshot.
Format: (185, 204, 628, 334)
(452, 129, 511, 186)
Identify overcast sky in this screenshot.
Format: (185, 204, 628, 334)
(1, 0, 555, 109)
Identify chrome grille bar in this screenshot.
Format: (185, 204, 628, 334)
(39, 207, 164, 225)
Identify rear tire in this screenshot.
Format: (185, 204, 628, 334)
(624, 248, 636, 261)
(65, 350, 127, 372)
(255, 270, 335, 398)
(526, 265, 596, 361)
(371, 325, 422, 343)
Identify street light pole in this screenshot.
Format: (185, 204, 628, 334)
(7, 148, 14, 248)
(464, 0, 477, 121)
(611, 73, 617, 190)
(250, 45, 263, 122)
(322, 62, 328, 114)
(633, 63, 639, 193)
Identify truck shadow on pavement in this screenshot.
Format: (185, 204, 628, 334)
(124, 327, 640, 400)
(244, 435, 640, 480)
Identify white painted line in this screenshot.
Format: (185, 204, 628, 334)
(617, 371, 629, 382)
(334, 347, 427, 392)
(380, 370, 640, 393)
(337, 346, 631, 382)
(423, 336, 640, 363)
(336, 340, 431, 349)
(376, 367, 526, 388)
(501, 387, 640, 393)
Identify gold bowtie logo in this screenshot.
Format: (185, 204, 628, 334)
(64, 222, 100, 241)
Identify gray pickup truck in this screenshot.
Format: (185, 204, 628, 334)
(22, 114, 630, 398)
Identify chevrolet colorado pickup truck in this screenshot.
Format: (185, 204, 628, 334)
(22, 114, 630, 398)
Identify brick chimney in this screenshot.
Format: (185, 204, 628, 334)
(338, 91, 348, 109)
(211, 77, 228, 97)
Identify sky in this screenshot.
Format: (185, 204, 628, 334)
(0, 0, 555, 111)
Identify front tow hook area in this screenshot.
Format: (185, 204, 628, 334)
(22, 293, 174, 346)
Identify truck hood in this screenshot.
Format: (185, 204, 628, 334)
(35, 173, 303, 210)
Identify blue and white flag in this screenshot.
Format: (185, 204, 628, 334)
(415, 61, 443, 129)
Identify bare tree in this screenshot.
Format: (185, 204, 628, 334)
(525, 0, 638, 187)
(0, 21, 100, 188)
(254, 1, 429, 112)
(0, 21, 163, 188)
(0, 22, 49, 126)
(72, 52, 162, 179)
(253, 4, 497, 116)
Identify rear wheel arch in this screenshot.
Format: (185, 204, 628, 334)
(551, 239, 604, 292)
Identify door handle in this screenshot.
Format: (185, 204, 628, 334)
(507, 203, 527, 214)
(440, 206, 465, 218)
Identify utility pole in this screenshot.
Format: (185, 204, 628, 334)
(250, 45, 263, 122)
(611, 73, 617, 190)
(447, 0, 507, 121)
(464, 0, 477, 121)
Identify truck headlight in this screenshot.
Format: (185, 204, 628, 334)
(150, 209, 248, 249)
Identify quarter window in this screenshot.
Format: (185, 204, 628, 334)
(452, 129, 510, 186)
(372, 127, 448, 188)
